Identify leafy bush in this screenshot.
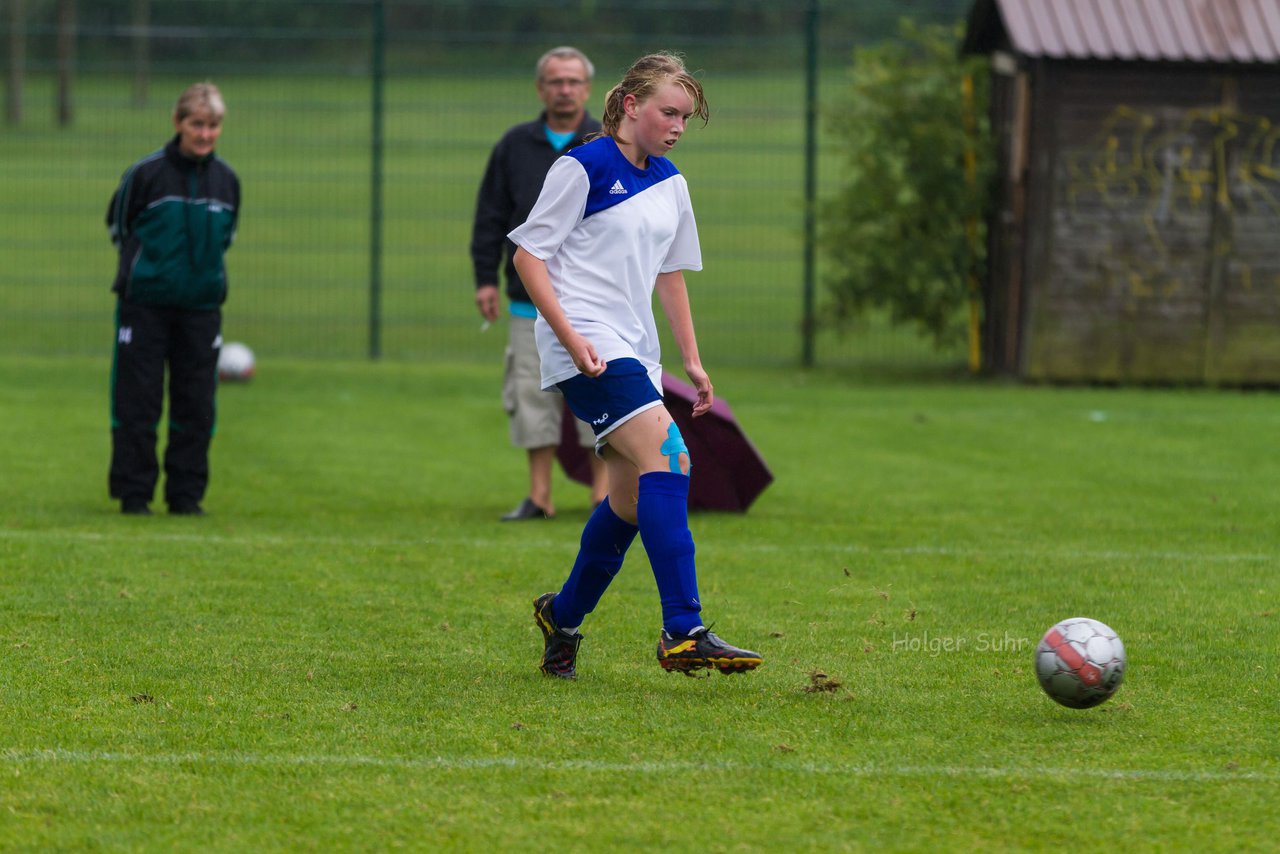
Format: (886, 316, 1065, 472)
(821, 20, 993, 349)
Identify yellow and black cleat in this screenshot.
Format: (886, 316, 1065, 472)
(534, 592, 582, 680)
(656, 627, 763, 676)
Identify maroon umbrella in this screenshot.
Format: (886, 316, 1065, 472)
(557, 372, 773, 512)
(556, 398, 595, 486)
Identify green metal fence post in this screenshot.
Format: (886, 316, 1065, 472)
(368, 0, 385, 360)
(6, 0, 26, 125)
(801, 0, 819, 368)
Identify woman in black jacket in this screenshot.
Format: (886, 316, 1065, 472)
(106, 82, 241, 516)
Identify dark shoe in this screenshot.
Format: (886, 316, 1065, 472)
(121, 499, 151, 516)
(169, 503, 205, 516)
(502, 497, 551, 521)
(534, 592, 581, 679)
(657, 627, 763, 675)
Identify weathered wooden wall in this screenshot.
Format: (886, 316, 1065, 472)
(994, 62, 1280, 383)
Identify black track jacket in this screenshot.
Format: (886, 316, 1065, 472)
(470, 111, 600, 304)
(107, 135, 240, 310)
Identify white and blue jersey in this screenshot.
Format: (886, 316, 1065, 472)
(507, 135, 702, 392)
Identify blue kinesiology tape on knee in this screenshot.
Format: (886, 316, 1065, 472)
(637, 471, 702, 634)
(554, 498, 639, 628)
(659, 421, 690, 475)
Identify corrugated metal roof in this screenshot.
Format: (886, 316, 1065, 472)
(963, 0, 1280, 62)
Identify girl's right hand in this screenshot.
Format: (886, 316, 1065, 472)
(567, 333, 606, 377)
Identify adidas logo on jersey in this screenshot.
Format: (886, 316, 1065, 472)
(608, 179, 627, 195)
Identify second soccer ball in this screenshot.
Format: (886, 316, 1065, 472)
(218, 341, 256, 382)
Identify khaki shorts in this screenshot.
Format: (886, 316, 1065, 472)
(503, 316, 594, 450)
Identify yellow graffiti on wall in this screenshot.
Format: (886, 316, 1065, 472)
(1064, 106, 1280, 303)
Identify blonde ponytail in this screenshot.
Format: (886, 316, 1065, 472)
(595, 52, 708, 140)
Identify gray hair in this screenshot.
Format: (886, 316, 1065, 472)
(536, 46, 594, 82)
(174, 81, 225, 121)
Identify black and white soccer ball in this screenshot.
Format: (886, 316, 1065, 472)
(218, 341, 256, 382)
(1035, 617, 1126, 709)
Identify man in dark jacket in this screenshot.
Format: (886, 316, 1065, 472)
(472, 46, 606, 521)
(107, 81, 241, 516)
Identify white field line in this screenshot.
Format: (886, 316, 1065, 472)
(0, 748, 1275, 784)
(0, 527, 1273, 564)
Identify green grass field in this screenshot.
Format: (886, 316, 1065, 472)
(2, 354, 1277, 850)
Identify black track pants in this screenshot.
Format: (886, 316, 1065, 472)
(109, 300, 221, 508)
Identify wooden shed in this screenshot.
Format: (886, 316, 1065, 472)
(963, 0, 1280, 383)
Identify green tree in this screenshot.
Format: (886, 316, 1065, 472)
(821, 19, 993, 349)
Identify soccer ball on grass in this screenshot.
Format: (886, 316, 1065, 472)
(218, 341, 256, 382)
(1034, 617, 1126, 708)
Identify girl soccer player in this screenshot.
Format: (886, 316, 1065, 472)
(510, 53, 761, 679)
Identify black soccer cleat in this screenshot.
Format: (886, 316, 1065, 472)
(656, 627, 763, 675)
(534, 592, 582, 680)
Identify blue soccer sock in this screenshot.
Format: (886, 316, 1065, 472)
(636, 471, 703, 635)
(552, 498, 639, 630)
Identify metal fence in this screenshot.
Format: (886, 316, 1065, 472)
(1, 0, 970, 371)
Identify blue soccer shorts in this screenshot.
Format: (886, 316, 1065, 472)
(557, 358, 664, 451)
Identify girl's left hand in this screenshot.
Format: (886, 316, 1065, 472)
(686, 364, 713, 417)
